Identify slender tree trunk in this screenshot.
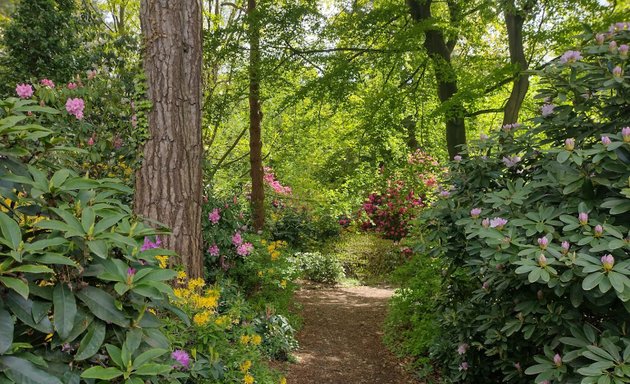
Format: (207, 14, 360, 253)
(402, 115, 420, 150)
(136, 0, 204, 278)
(248, 0, 265, 231)
(502, 0, 530, 125)
(407, 0, 466, 159)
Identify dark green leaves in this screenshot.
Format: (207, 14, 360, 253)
(53, 284, 76, 339)
(76, 287, 129, 327)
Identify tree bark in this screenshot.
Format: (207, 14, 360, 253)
(136, 0, 204, 278)
(402, 115, 420, 150)
(407, 0, 466, 159)
(248, 0, 265, 231)
(502, 0, 531, 125)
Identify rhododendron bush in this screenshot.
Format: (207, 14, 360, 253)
(387, 24, 630, 383)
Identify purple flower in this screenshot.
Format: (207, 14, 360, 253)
(594, 224, 603, 237)
(561, 241, 570, 254)
(596, 33, 605, 44)
(537, 237, 549, 249)
(610, 40, 618, 53)
(502, 155, 521, 168)
(560, 50, 582, 64)
(622, 127, 630, 143)
(553, 353, 562, 367)
(140, 237, 161, 251)
(457, 343, 468, 355)
(232, 232, 243, 246)
(482, 281, 490, 290)
(538, 254, 548, 267)
(15, 83, 34, 99)
(208, 244, 219, 257)
(40, 78, 55, 88)
(127, 268, 136, 277)
(470, 208, 482, 219)
(565, 138, 575, 151)
(236, 242, 254, 256)
(502, 123, 520, 132)
(459, 362, 469, 371)
(439, 190, 451, 198)
(171, 349, 190, 369)
(541, 103, 555, 117)
(482, 218, 490, 228)
(601, 254, 615, 271)
(602, 135, 612, 146)
(208, 208, 221, 224)
(612, 65, 623, 78)
(620, 44, 629, 59)
(453, 155, 462, 162)
(579, 212, 589, 225)
(489, 217, 508, 230)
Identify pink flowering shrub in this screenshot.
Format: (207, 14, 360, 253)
(387, 23, 630, 383)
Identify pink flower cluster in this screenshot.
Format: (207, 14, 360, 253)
(65, 98, 85, 120)
(560, 50, 582, 64)
(231, 231, 253, 256)
(208, 244, 219, 256)
(263, 167, 292, 195)
(40, 78, 55, 88)
(141, 236, 162, 251)
(208, 208, 221, 224)
(15, 84, 34, 99)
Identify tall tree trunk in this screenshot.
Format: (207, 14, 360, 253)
(407, 0, 466, 159)
(402, 115, 420, 150)
(248, 0, 265, 231)
(502, 0, 531, 125)
(136, 0, 204, 278)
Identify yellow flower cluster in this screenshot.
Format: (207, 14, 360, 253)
(155, 255, 169, 268)
(244, 374, 254, 384)
(239, 334, 262, 346)
(81, 157, 134, 180)
(173, 276, 220, 327)
(280, 378, 287, 384)
(265, 240, 287, 261)
(1, 194, 45, 227)
(241, 360, 254, 383)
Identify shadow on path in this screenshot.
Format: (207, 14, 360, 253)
(285, 284, 419, 384)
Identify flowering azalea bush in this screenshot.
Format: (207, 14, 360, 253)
(387, 23, 630, 383)
(358, 150, 442, 240)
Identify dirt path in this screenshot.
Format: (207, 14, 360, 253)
(284, 284, 419, 384)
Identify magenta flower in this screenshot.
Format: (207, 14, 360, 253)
(232, 232, 243, 246)
(470, 208, 482, 218)
(457, 343, 468, 355)
(620, 44, 629, 59)
(15, 83, 34, 99)
(594, 224, 603, 237)
(141, 236, 161, 252)
(596, 33, 605, 44)
(601, 254, 614, 271)
(40, 78, 55, 88)
(453, 155, 462, 162)
(553, 353, 562, 367)
(612, 66, 623, 78)
(537, 237, 549, 249)
(208, 208, 221, 224)
(459, 362, 469, 371)
(171, 349, 190, 369)
(65, 98, 85, 120)
(579, 212, 589, 225)
(482, 218, 490, 228)
(236, 242, 253, 256)
(560, 50, 582, 64)
(67, 82, 78, 90)
(538, 254, 548, 267)
(208, 244, 219, 257)
(87, 137, 95, 146)
(490, 217, 508, 230)
(610, 41, 618, 53)
(541, 103, 555, 117)
(561, 241, 570, 254)
(602, 135, 612, 146)
(565, 138, 575, 151)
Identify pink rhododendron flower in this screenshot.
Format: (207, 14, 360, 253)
(459, 362, 468, 371)
(236, 242, 253, 256)
(87, 137, 95, 146)
(15, 83, 33, 98)
(537, 237, 549, 249)
(171, 349, 190, 369)
(612, 66, 623, 78)
(622, 127, 630, 143)
(594, 224, 603, 237)
(502, 155, 521, 168)
(232, 232, 243, 246)
(482, 218, 490, 228)
(208, 208, 221, 224)
(538, 254, 548, 267)
(553, 354, 562, 367)
(65, 98, 85, 120)
(40, 78, 55, 88)
(560, 50, 582, 64)
(87, 70, 97, 80)
(67, 82, 78, 90)
(457, 343, 468, 355)
(601, 254, 614, 271)
(439, 190, 450, 198)
(579, 212, 588, 225)
(541, 103, 555, 117)
(609, 41, 618, 53)
(602, 135, 612, 146)
(208, 244, 219, 257)
(596, 33, 605, 44)
(453, 155, 462, 162)
(561, 241, 570, 254)
(490, 217, 508, 230)
(470, 208, 482, 218)
(620, 44, 629, 59)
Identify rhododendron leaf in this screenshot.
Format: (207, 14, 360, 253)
(0, 277, 28, 299)
(80, 366, 123, 380)
(74, 321, 105, 361)
(0, 115, 27, 130)
(608, 272, 627, 294)
(132, 349, 167, 370)
(53, 284, 76, 340)
(0, 308, 14, 354)
(87, 240, 108, 259)
(582, 273, 605, 291)
(557, 151, 571, 163)
(133, 363, 171, 376)
(76, 287, 129, 327)
(13, 105, 59, 114)
(0, 356, 62, 384)
(0, 211, 21, 250)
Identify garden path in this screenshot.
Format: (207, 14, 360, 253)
(284, 284, 420, 384)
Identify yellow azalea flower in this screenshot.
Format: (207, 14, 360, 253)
(193, 311, 211, 326)
(193, 294, 218, 310)
(280, 280, 287, 289)
(271, 251, 280, 261)
(155, 255, 169, 268)
(280, 378, 287, 384)
(251, 334, 262, 345)
(177, 270, 187, 279)
(188, 278, 205, 290)
(240, 335, 250, 345)
(257, 271, 263, 277)
(240, 360, 252, 373)
(244, 374, 254, 384)
(215, 315, 230, 327)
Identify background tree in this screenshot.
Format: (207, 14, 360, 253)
(135, 0, 204, 277)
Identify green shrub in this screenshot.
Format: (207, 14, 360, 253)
(396, 24, 630, 383)
(291, 252, 344, 284)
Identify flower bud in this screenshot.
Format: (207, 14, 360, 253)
(609, 40, 618, 53)
(482, 218, 490, 228)
(470, 208, 482, 218)
(538, 254, 548, 267)
(620, 44, 629, 59)
(537, 237, 549, 249)
(565, 138, 575, 151)
(579, 212, 589, 225)
(622, 127, 630, 143)
(596, 33, 605, 44)
(601, 254, 614, 271)
(554, 353, 562, 367)
(602, 135, 612, 146)
(594, 224, 603, 237)
(612, 66, 623, 78)
(561, 241, 570, 254)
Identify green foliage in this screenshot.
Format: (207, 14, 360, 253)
(0, 97, 181, 383)
(290, 252, 344, 284)
(394, 25, 630, 383)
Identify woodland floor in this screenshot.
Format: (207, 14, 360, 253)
(281, 283, 420, 384)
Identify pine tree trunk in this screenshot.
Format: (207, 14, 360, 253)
(248, 0, 265, 231)
(407, 0, 466, 159)
(136, 0, 204, 278)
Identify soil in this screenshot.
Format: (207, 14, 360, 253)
(282, 283, 420, 384)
